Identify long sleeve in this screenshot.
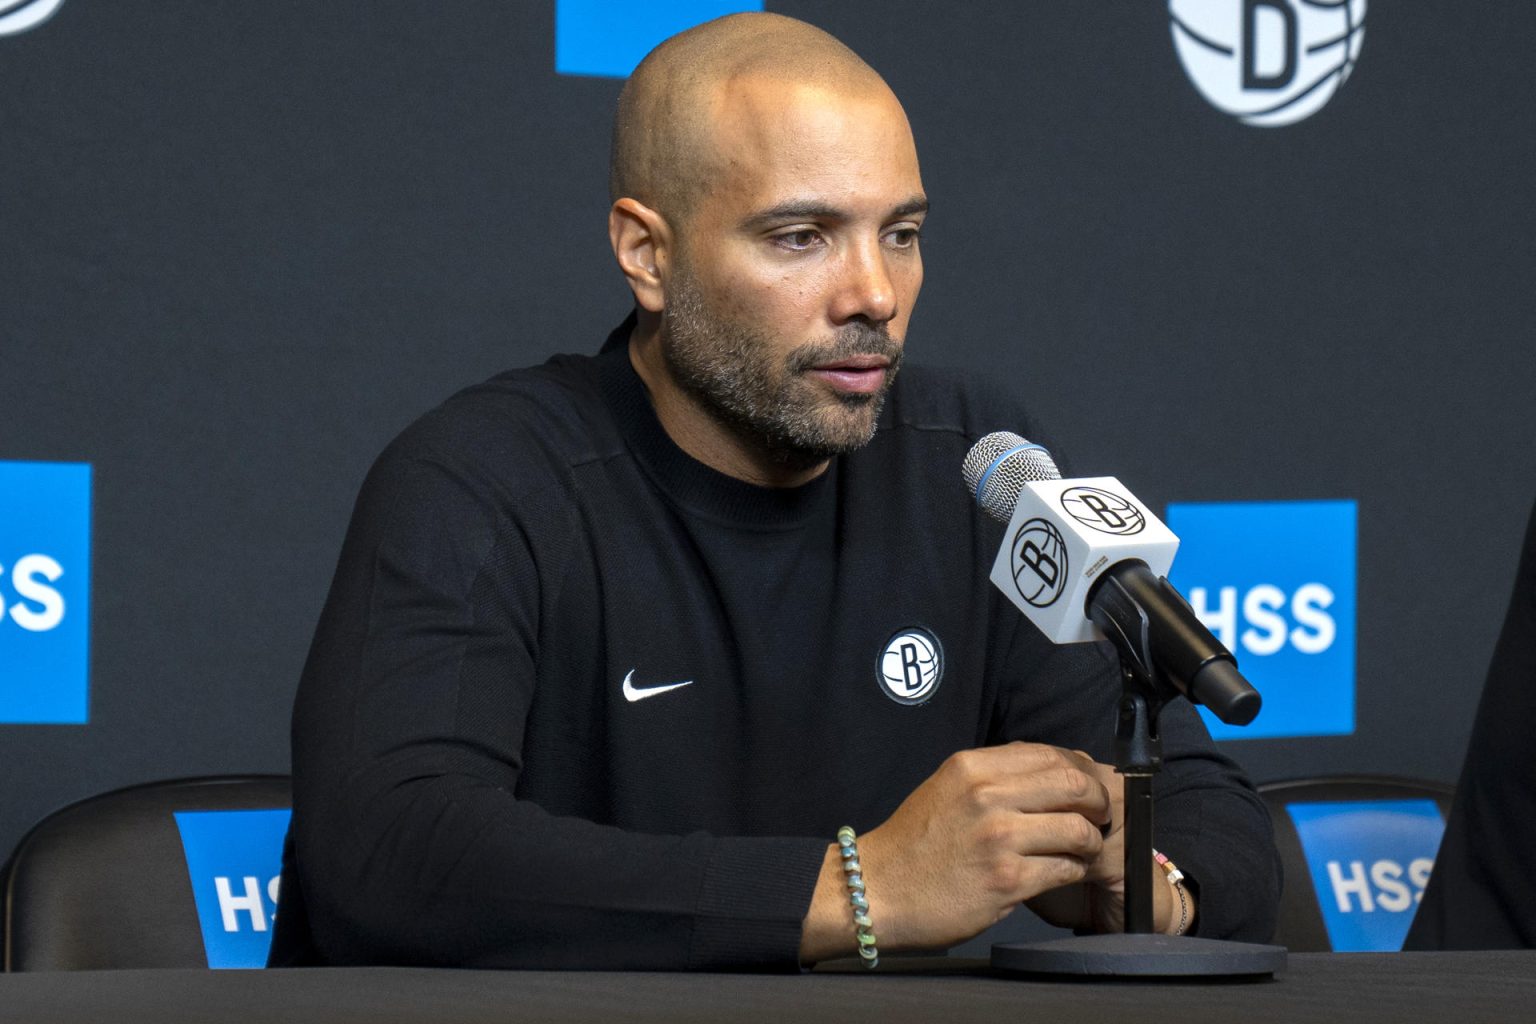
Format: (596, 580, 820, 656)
(271, 349, 1281, 968)
(276, 434, 827, 970)
(1405, 497, 1536, 950)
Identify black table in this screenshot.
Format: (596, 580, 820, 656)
(1, 952, 1531, 1024)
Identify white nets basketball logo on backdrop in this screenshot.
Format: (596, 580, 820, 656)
(0, 0, 65, 37)
(1169, 0, 1366, 127)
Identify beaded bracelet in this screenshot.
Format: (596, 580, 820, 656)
(836, 826, 879, 968)
(1152, 848, 1191, 936)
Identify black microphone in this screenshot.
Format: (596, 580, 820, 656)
(962, 431, 1260, 726)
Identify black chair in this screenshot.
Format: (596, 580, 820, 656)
(3, 775, 290, 971)
(1260, 775, 1454, 952)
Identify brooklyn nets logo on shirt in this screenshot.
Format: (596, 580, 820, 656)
(876, 627, 944, 706)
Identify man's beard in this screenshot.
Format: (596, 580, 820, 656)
(661, 271, 903, 470)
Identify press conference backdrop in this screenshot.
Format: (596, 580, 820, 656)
(2, 0, 1533, 934)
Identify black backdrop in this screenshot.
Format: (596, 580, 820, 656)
(3, 0, 1534, 890)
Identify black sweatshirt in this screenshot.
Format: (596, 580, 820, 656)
(1405, 497, 1536, 950)
(270, 321, 1280, 969)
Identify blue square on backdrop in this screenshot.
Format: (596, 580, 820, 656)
(0, 461, 92, 724)
(1165, 500, 1356, 740)
(556, 0, 764, 78)
(1287, 800, 1444, 952)
(174, 809, 292, 969)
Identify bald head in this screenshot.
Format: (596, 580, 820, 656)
(609, 13, 896, 222)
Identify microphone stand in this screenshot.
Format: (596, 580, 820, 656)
(990, 573, 1287, 979)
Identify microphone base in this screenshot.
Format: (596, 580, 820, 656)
(991, 933, 1286, 980)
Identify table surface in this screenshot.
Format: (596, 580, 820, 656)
(1, 951, 1532, 1024)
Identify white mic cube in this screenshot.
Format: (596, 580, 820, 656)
(988, 476, 1180, 645)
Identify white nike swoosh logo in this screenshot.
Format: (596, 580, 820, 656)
(622, 669, 694, 703)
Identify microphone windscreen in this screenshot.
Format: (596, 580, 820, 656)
(962, 431, 1062, 522)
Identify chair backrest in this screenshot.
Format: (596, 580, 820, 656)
(3, 775, 291, 971)
(1260, 775, 1453, 952)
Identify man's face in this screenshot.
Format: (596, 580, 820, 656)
(659, 77, 927, 464)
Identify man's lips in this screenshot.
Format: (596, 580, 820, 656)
(806, 355, 891, 395)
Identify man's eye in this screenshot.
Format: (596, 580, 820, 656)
(886, 227, 922, 249)
(775, 230, 822, 251)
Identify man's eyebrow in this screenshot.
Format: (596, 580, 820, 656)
(741, 195, 930, 230)
(741, 201, 846, 230)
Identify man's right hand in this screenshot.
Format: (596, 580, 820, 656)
(799, 742, 1113, 962)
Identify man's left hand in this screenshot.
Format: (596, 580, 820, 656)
(1023, 751, 1192, 935)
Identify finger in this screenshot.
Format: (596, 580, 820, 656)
(1082, 828, 1126, 883)
(1010, 743, 1112, 784)
(947, 745, 1112, 823)
(1005, 853, 1092, 903)
(1063, 749, 1124, 831)
(981, 809, 1106, 861)
(997, 762, 1113, 824)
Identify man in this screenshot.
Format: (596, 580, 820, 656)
(270, 13, 1278, 969)
(1406, 495, 1536, 950)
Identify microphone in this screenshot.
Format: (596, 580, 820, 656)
(962, 431, 1260, 726)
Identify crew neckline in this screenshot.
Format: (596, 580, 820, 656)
(595, 316, 835, 529)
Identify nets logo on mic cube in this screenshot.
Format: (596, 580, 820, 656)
(1, 460, 92, 724)
(174, 808, 291, 969)
(1166, 500, 1356, 740)
(991, 477, 1178, 644)
(1286, 799, 1443, 952)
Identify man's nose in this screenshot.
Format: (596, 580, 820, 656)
(830, 238, 898, 325)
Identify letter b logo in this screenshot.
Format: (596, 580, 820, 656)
(1010, 519, 1068, 608)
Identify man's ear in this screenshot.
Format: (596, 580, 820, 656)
(609, 198, 670, 314)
